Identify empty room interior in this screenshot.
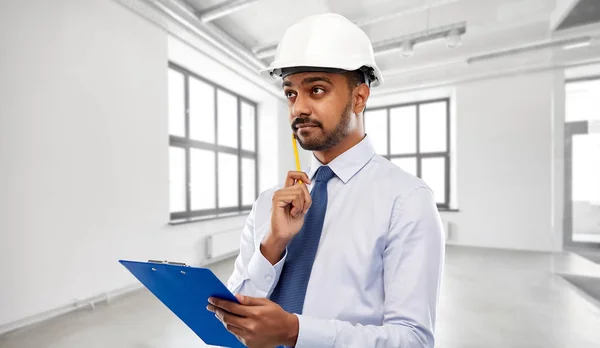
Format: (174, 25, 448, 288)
(1, 0, 600, 347)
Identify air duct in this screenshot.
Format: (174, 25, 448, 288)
(466, 36, 592, 64)
(374, 21, 467, 56)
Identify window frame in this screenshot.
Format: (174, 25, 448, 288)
(365, 98, 451, 209)
(168, 61, 259, 222)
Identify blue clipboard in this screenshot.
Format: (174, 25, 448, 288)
(119, 259, 245, 348)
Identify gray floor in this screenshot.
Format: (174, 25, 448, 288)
(2, 246, 600, 348)
(561, 274, 600, 306)
(574, 250, 600, 265)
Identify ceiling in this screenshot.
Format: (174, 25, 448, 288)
(556, 0, 600, 31)
(173, 0, 600, 93)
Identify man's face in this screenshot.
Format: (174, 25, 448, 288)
(283, 72, 354, 151)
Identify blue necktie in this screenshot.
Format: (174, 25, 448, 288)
(269, 165, 336, 315)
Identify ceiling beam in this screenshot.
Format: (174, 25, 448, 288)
(149, 0, 268, 70)
(197, 0, 259, 23)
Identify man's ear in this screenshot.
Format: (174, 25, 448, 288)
(353, 83, 370, 114)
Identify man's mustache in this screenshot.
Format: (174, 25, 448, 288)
(291, 118, 322, 131)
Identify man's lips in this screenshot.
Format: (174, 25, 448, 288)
(296, 124, 319, 130)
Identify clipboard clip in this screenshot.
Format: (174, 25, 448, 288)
(148, 259, 188, 267)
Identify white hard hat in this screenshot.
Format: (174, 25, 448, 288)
(260, 13, 384, 88)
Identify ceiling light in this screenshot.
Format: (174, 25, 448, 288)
(466, 36, 592, 64)
(446, 28, 462, 48)
(563, 39, 592, 50)
(374, 21, 467, 56)
(400, 40, 414, 57)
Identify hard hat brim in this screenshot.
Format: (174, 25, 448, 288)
(260, 59, 383, 88)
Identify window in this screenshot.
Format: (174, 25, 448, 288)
(365, 99, 451, 209)
(566, 78, 600, 122)
(168, 62, 258, 222)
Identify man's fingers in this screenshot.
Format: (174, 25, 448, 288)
(274, 193, 298, 208)
(235, 294, 268, 306)
(213, 308, 247, 329)
(207, 304, 244, 328)
(228, 326, 247, 342)
(208, 298, 250, 317)
(284, 171, 311, 187)
(290, 193, 305, 217)
(274, 189, 307, 216)
(300, 183, 312, 214)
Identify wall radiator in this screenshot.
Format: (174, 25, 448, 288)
(202, 228, 242, 266)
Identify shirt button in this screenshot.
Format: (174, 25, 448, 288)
(265, 275, 272, 281)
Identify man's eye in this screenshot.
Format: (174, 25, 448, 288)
(285, 91, 296, 99)
(312, 87, 325, 94)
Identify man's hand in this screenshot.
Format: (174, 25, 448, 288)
(207, 294, 299, 348)
(262, 171, 312, 265)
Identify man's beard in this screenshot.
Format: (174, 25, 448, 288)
(292, 99, 353, 151)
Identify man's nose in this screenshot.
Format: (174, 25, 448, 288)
(291, 93, 311, 118)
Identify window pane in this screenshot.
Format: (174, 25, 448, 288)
(189, 77, 215, 143)
(190, 149, 215, 210)
(391, 157, 417, 176)
(242, 158, 256, 206)
(421, 157, 446, 204)
(572, 134, 600, 203)
(390, 106, 417, 155)
(218, 153, 239, 208)
(566, 80, 600, 122)
(217, 90, 238, 148)
(168, 69, 185, 137)
(419, 102, 447, 153)
(241, 102, 256, 152)
(572, 133, 600, 243)
(169, 147, 186, 213)
(365, 109, 388, 155)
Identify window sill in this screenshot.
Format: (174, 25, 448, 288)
(169, 207, 458, 225)
(169, 211, 250, 226)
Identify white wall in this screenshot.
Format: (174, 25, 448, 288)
(369, 71, 564, 252)
(0, 0, 283, 329)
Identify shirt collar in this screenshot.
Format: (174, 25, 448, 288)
(307, 135, 376, 184)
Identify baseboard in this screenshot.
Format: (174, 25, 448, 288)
(0, 282, 144, 337)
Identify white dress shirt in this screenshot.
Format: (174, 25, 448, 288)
(227, 135, 445, 348)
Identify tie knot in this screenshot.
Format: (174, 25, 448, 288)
(314, 166, 335, 183)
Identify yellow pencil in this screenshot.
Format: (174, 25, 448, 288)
(292, 133, 303, 184)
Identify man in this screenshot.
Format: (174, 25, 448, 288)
(206, 13, 445, 348)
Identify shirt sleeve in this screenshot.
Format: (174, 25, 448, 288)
(294, 187, 445, 348)
(227, 195, 288, 298)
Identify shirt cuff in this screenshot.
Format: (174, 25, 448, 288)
(294, 314, 336, 348)
(246, 246, 287, 295)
